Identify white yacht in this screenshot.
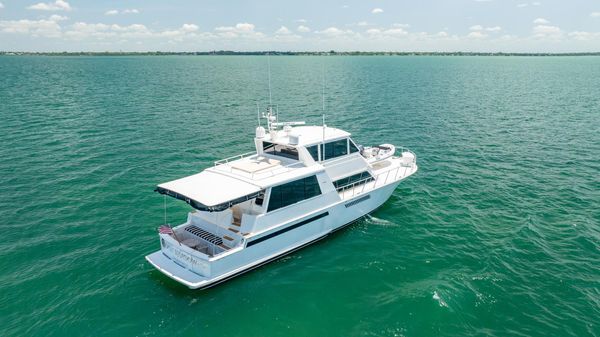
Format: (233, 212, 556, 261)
(146, 107, 418, 289)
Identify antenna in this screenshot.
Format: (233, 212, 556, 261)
(321, 60, 325, 113)
(267, 53, 272, 106)
(258, 53, 305, 135)
(321, 58, 326, 150)
(256, 102, 261, 127)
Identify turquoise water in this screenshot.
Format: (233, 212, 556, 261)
(1, 56, 599, 337)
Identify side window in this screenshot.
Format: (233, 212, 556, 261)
(333, 171, 374, 190)
(321, 139, 349, 160)
(304, 175, 321, 197)
(267, 175, 322, 212)
(268, 186, 283, 211)
(307, 145, 319, 161)
(349, 139, 359, 154)
(333, 139, 348, 157)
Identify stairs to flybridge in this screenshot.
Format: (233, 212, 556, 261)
(227, 215, 242, 234)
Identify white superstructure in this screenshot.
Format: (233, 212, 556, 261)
(146, 109, 418, 289)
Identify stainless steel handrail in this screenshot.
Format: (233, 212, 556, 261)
(214, 151, 256, 166)
(338, 152, 416, 199)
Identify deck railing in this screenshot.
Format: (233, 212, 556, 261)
(338, 150, 416, 199)
(214, 151, 256, 166)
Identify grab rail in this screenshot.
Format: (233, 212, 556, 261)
(338, 150, 416, 199)
(214, 151, 256, 166)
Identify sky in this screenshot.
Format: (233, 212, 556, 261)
(1, 0, 600, 52)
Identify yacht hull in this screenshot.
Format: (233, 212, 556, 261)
(146, 181, 402, 289)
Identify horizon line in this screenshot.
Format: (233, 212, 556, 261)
(2, 51, 600, 56)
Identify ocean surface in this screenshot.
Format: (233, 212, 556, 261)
(0, 55, 599, 337)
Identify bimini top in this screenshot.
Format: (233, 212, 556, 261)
(155, 170, 262, 212)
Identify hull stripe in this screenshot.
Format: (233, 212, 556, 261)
(246, 211, 329, 247)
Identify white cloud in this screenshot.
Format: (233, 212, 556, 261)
(470, 25, 501, 32)
(437, 31, 448, 37)
(105, 9, 139, 16)
(216, 23, 254, 32)
(315, 26, 358, 39)
(1, 19, 206, 45)
(297, 25, 310, 33)
(517, 3, 528, 8)
(48, 14, 67, 21)
(64, 22, 156, 40)
(384, 28, 407, 37)
(181, 24, 199, 32)
(392, 23, 410, 28)
(533, 24, 562, 38)
(371, 8, 383, 14)
(275, 26, 291, 35)
(215, 23, 264, 39)
(366, 26, 408, 38)
(591, 12, 600, 18)
(568, 31, 600, 41)
(467, 31, 487, 39)
(295, 19, 307, 23)
(0, 18, 62, 37)
(317, 27, 345, 36)
(27, 0, 71, 11)
(0, 2, 4, 9)
(533, 25, 560, 34)
(357, 21, 369, 27)
(533, 18, 549, 24)
(158, 24, 200, 41)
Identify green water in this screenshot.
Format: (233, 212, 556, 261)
(1, 56, 599, 337)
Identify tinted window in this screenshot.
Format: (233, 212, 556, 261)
(349, 140, 359, 154)
(333, 139, 348, 157)
(263, 142, 299, 160)
(307, 145, 319, 161)
(333, 171, 374, 191)
(267, 175, 322, 212)
(321, 139, 348, 160)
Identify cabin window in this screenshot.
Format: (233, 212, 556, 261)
(349, 139, 359, 154)
(333, 171, 374, 191)
(321, 139, 348, 160)
(267, 175, 322, 212)
(263, 141, 299, 160)
(307, 145, 319, 161)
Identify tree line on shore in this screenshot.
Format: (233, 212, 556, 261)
(1, 50, 599, 56)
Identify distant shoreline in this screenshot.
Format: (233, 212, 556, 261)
(1, 51, 600, 57)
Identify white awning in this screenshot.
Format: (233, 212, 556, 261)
(156, 171, 262, 211)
